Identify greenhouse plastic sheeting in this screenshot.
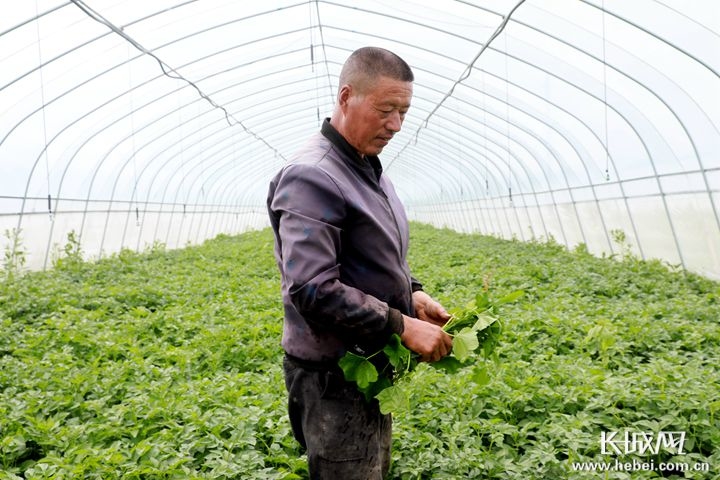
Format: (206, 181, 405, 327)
(1, 0, 719, 279)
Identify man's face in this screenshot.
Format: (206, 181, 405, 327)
(341, 76, 412, 156)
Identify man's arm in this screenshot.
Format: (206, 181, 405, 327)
(270, 163, 403, 342)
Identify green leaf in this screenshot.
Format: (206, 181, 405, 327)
(443, 310, 476, 333)
(452, 327, 479, 362)
(481, 332, 500, 358)
(472, 313, 497, 332)
(383, 333, 412, 370)
(338, 352, 378, 389)
(375, 385, 409, 415)
(431, 356, 464, 373)
(361, 374, 392, 402)
(474, 292, 491, 311)
(471, 365, 490, 386)
(494, 289, 524, 306)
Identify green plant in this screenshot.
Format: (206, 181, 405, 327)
(339, 289, 523, 414)
(610, 228, 635, 261)
(1, 225, 718, 479)
(2, 228, 26, 279)
(52, 230, 84, 271)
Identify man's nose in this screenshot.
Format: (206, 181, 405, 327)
(386, 111, 403, 132)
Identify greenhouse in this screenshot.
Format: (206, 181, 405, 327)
(1, 1, 719, 479)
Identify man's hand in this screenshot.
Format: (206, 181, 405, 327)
(412, 290, 451, 327)
(401, 315, 452, 363)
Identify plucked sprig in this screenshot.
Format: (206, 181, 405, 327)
(339, 289, 524, 414)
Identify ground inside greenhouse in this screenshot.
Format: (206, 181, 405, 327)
(1, 224, 718, 479)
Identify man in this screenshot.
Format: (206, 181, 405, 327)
(267, 46, 452, 479)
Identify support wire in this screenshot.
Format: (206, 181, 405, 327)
(386, 0, 527, 170)
(601, 0, 611, 181)
(69, 0, 286, 162)
(313, 0, 335, 106)
(34, 0, 53, 220)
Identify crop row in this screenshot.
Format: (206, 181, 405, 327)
(1, 225, 718, 479)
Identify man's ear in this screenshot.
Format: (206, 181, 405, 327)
(337, 84, 352, 108)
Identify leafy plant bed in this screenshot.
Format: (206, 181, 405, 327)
(1, 224, 718, 479)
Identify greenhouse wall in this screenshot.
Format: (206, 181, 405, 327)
(3, 191, 719, 280)
(407, 189, 720, 281)
(0, 200, 266, 271)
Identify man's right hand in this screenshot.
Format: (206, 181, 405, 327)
(400, 315, 452, 362)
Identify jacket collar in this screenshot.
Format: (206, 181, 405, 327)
(321, 118, 383, 180)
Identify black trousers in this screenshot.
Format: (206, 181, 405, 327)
(283, 354, 392, 480)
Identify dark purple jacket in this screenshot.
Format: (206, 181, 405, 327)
(267, 120, 421, 362)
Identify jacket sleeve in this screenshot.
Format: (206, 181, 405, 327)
(270, 163, 404, 343)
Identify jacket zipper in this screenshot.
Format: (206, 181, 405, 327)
(378, 186, 413, 294)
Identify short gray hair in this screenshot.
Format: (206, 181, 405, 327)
(338, 47, 414, 94)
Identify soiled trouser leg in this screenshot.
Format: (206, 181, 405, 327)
(283, 355, 392, 480)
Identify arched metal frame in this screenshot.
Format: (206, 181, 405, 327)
(1, 0, 718, 279)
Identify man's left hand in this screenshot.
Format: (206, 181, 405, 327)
(412, 291, 450, 327)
